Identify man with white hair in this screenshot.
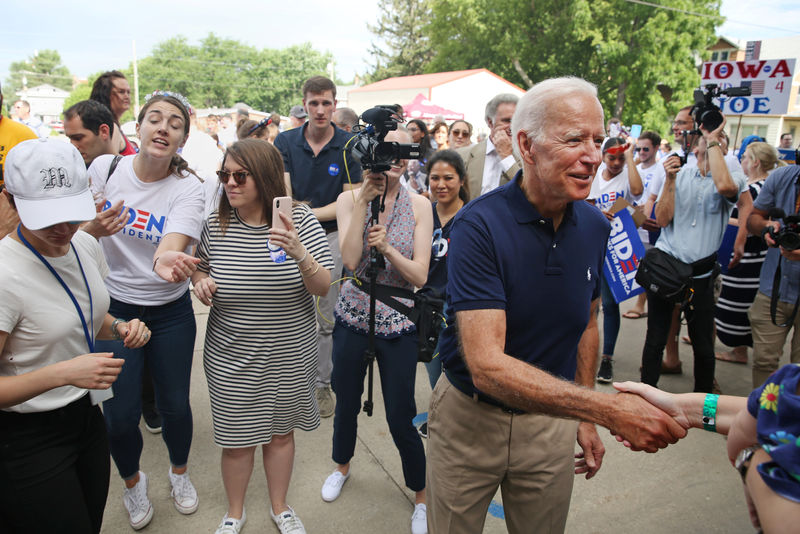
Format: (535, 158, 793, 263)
(426, 77, 688, 534)
(457, 93, 521, 200)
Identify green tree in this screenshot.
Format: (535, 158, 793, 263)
(367, 0, 434, 81)
(425, 0, 721, 136)
(136, 34, 257, 109)
(5, 49, 73, 97)
(62, 82, 92, 112)
(245, 44, 332, 114)
(133, 34, 331, 114)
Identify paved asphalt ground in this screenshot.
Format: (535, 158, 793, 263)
(99, 294, 774, 533)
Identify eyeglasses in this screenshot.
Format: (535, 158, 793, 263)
(216, 170, 250, 185)
(451, 130, 470, 138)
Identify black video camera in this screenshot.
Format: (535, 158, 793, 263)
(690, 84, 751, 132)
(766, 208, 800, 251)
(351, 106, 421, 172)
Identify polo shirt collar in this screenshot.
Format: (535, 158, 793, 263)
(298, 122, 345, 151)
(504, 171, 579, 227)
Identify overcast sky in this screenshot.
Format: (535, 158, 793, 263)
(1, 0, 797, 85)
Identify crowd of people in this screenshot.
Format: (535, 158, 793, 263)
(0, 67, 799, 534)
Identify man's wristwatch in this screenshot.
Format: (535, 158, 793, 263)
(735, 445, 760, 481)
(707, 141, 721, 149)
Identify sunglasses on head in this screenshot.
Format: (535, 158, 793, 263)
(605, 142, 629, 155)
(216, 170, 250, 185)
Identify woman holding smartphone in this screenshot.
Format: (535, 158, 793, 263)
(193, 139, 332, 534)
(86, 91, 205, 530)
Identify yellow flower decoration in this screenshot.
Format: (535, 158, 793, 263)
(760, 383, 780, 412)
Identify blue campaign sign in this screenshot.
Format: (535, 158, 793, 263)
(716, 224, 738, 275)
(603, 210, 646, 303)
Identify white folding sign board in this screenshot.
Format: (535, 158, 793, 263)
(700, 59, 796, 116)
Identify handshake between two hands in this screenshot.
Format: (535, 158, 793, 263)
(608, 381, 693, 452)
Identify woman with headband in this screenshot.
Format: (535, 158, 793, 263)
(588, 136, 643, 384)
(85, 91, 206, 530)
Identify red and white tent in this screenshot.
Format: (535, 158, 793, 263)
(403, 93, 464, 121)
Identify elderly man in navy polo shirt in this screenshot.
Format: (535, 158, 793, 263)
(425, 77, 687, 534)
(746, 163, 800, 387)
(273, 76, 362, 418)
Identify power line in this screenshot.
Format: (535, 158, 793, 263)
(623, 0, 798, 34)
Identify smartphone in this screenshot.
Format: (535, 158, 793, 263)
(272, 196, 292, 231)
(629, 124, 642, 139)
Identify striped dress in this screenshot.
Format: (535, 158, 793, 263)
(715, 180, 767, 348)
(196, 205, 333, 447)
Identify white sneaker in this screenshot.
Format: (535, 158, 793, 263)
(215, 508, 246, 534)
(270, 506, 306, 534)
(168, 468, 199, 514)
(411, 503, 427, 534)
(122, 471, 153, 530)
(321, 470, 349, 502)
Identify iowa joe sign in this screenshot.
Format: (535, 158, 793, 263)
(701, 59, 796, 115)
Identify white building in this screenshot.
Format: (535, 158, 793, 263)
(15, 83, 70, 124)
(347, 69, 525, 135)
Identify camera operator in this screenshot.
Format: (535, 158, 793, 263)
(640, 113, 747, 393)
(745, 163, 800, 387)
(321, 127, 433, 534)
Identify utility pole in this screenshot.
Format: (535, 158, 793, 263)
(133, 40, 140, 117)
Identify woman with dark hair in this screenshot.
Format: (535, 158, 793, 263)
(447, 120, 472, 150)
(587, 136, 642, 384)
(236, 117, 270, 141)
(431, 121, 449, 151)
(416, 150, 468, 438)
(192, 139, 332, 534)
(0, 139, 150, 534)
(405, 119, 435, 195)
(85, 91, 206, 530)
(90, 70, 136, 156)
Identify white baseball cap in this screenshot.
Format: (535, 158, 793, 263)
(4, 138, 97, 230)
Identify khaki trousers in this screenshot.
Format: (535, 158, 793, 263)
(426, 375, 578, 534)
(749, 291, 800, 387)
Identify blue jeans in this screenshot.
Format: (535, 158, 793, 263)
(98, 291, 196, 479)
(331, 324, 426, 491)
(600, 276, 620, 357)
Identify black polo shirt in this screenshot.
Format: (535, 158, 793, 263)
(273, 122, 362, 231)
(439, 172, 610, 392)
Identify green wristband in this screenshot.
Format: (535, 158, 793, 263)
(702, 393, 719, 432)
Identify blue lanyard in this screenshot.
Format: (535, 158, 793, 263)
(16, 225, 95, 352)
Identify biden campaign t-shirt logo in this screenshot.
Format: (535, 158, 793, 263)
(328, 163, 340, 176)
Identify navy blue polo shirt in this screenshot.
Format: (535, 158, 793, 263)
(273, 122, 362, 231)
(438, 172, 610, 392)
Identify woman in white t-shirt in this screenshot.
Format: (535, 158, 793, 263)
(0, 139, 150, 534)
(85, 92, 205, 530)
(588, 137, 642, 384)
